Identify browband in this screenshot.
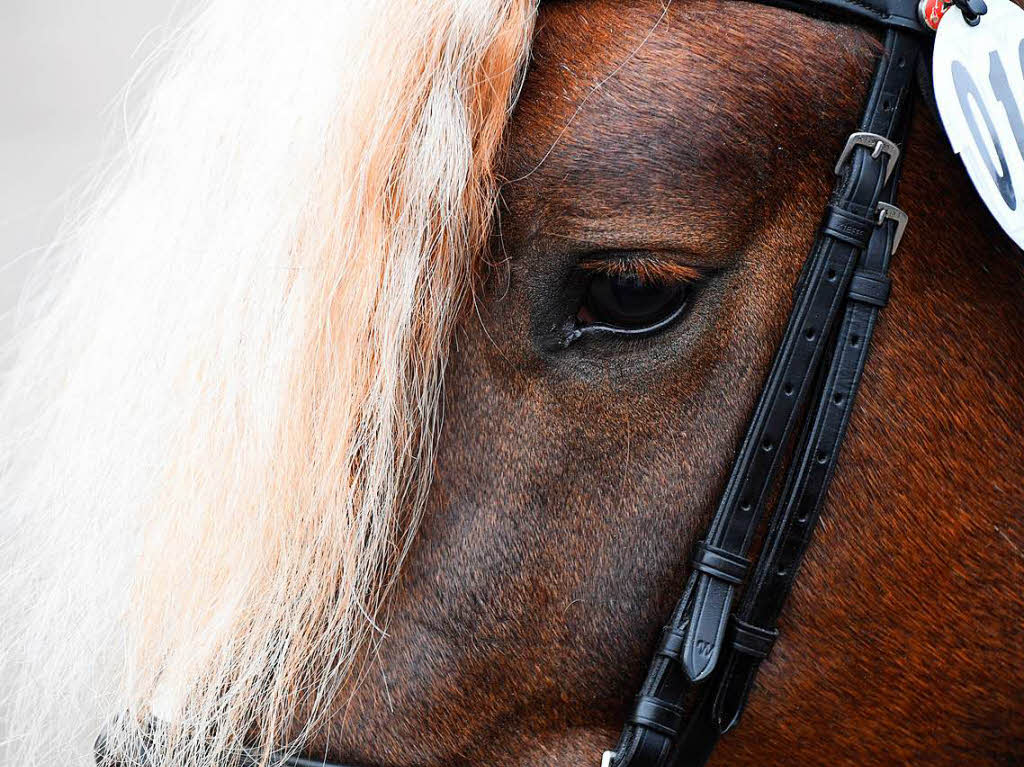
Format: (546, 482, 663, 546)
(759, 0, 927, 31)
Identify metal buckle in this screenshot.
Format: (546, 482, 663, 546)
(834, 132, 901, 184)
(602, 751, 616, 767)
(876, 202, 909, 254)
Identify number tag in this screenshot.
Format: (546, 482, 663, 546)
(933, 0, 1024, 247)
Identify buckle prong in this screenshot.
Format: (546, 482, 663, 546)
(835, 132, 901, 183)
(876, 202, 909, 254)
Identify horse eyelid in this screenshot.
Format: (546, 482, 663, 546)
(577, 253, 707, 286)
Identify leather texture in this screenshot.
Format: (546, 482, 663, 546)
(758, 0, 928, 31)
(678, 30, 918, 687)
(706, 31, 920, 739)
(607, 23, 922, 767)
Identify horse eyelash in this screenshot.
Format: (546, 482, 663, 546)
(577, 254, 706, 286)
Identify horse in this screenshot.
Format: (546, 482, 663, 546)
(1, 1, 1021, 766)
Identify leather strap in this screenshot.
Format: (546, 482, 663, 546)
(656, 626, 690, 660)
(848, 270, 892, 306)
(606, 27, 921, 767)
(678, 25, 917, 688)
(758, 0, 927, 31)
(730, 620, 779, 660)
(691, 542, 750, 585)
(706, 34, 919, 740)
(823, 205, 878, 249)
(629, 697, 688, 738)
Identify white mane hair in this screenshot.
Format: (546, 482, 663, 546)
(0, 1, 536, 765)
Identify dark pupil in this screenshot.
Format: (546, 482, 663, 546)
(585, 274, 683, 328)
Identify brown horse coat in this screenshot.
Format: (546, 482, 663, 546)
(311, 3, 1023, 764)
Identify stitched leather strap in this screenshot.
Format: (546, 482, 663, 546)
(629, 697, 687, 738)
(706, 68, 916, 739)
(823, 205, 877, 249)
(730, 619, 779, 660)
(678, 26, 918, 687)
(848, 270, 892, 306)
(691, 542, 750, 585)
(606, 27, 921, 767)
(758, 0, 927, 31)
(656, 625, 689, 660)
(697, 27, 920, 755)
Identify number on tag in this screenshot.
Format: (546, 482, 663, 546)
(933, 0, 1024, 247)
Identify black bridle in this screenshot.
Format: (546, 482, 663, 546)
(95, 0, 983, 765)
(605, 4, 925, 764)
(602, 0, 990, 763)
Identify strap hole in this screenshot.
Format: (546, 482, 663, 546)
(850, 334, 861, 347)
(805, 327, 816, 341)
(815, 451, 828, 464)
(898, 56, 906, 69)
(783, 382, 794, 396)
(827, 269, 837, 282)
(796, 513, 809, 524)
(833, 392, 845, 405)
(762, 439, 774, 452)
(740, 500, 752, 511)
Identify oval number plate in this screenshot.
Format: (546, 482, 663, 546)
(933, 0, 1024, 247)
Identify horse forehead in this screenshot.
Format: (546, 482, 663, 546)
(507, 0, 876, 182)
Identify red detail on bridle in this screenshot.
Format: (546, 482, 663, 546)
(918, 0, 951, 30)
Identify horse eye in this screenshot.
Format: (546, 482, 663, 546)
(578, 273, 690, 333)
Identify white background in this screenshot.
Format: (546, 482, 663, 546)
(1, 1, 189, 346)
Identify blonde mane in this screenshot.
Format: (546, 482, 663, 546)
(0, 2, 536, 765)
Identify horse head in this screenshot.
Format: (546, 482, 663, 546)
(1, 2, 1020, 766)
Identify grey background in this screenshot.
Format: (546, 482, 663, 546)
(1, 2, 187, 344)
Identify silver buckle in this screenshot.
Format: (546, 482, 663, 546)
(834, 132, 901, 183)
(602, 751, 616, 767)
(876, 202, 909, 254)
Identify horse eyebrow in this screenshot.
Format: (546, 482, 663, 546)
(578, 254, 705, 284)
